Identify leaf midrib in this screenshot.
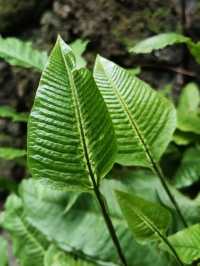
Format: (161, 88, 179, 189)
(59, 47, 97, 189)
(128, 203, 166, 243)
(99, 63, 154, 167)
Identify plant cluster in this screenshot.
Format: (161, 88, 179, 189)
(0, 33, 200, 266)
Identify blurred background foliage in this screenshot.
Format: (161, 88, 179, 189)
(0, 1, 200, 265)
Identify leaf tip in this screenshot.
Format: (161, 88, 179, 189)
(56, 35, 72, 54)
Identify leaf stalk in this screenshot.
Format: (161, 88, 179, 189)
(153, 163, 188, 228)
(93, 185, 128, 266)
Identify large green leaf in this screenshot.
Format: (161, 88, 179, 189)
(0, 106, 28, 122)
(115, 191, 171, 244)
(44, 245, 95, 266)
(129, 33, 189, 54)
(20, 178, 178, 266)
(94, 56, 176, 167)
(161, 224, 200, 264)
(0, 37, 48, 71)
(0, 147, 26, 160)
(177, 83, 200, 134)
(28, 37, 116, 191)
(1, 194, 97, 266)
(1, 195, 49, 266)
(174, 147, 200, 188)
(0, 236, 8, 266)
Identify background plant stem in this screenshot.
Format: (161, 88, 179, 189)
(153, 163, 188, 228)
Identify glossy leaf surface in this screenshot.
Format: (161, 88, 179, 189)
(94, 56, 176, 167)
(28, 37, 116, 191)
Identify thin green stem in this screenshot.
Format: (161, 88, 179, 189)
(66, 51, 128, 265)
(153, 163, 188, 228)
(99, 59, 188, 228)
(163, 236, 184, 266)
(93, 185, 128, 266)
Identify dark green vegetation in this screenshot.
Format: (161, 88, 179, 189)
(0, 29, 199, 266)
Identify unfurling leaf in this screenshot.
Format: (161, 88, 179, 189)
(94, 56, 176, 167)
(28, 37, 116, 191)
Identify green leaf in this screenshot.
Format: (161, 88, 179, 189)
(161, 224, 200, 264)
(108, 169, 200, 227)
(28, 37, 116, 191)
(177, 83, 200, 134)
(1, 194, 49, 266)
(177, 83, 200, 114)
(129, 32, 200, 64)
(0, 148, 26, 160)
(126, 66, 141, 76)
(0, 236, 8, 266)
(1, 194, 102, 266)
(0, 106, 28, 122)
(21, 178, 178, 266)
(44, 245, 95, 266)
(187, 41, 200, 64)
(173, 130, 199, 146)
(129, 33, 189, 54)
(174, 147, 200, 188)
(70, 39, 88, 68)
(115, 190, 171, 244)
(94, 56, 176, 167)
(0, 37, 48, 71)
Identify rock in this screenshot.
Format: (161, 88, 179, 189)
(0, 0, 52, 33)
